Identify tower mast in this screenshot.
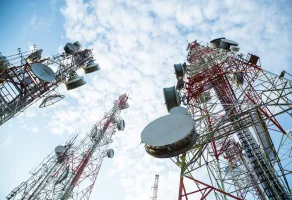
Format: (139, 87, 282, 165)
(0, 42, 100, 126)
(141, 38, 292, 199)
(7, 94, 129, 200)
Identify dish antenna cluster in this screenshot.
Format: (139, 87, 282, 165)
(7, 94, 129, 200)
(141, 38, 292, 199)
(0, 42, 100, 126)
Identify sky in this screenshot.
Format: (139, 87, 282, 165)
(0, 0, 292, 199)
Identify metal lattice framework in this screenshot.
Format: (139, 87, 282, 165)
(6, 94, 129, 200)
(0, 44, 96, 126)
(167, 40, 292, 199)
(150, 174, 159, 200)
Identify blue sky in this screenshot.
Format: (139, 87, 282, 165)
(0, 0, 65, 56)
(1, 0, 292, 199)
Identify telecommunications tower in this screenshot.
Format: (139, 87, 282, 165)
(150, 174, 159, 200)
(6, 94, 129, 200)
(141, 38, 292, 199)
(0, 41, 100, 126)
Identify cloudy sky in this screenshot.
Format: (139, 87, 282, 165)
(0, 0, 292, 199)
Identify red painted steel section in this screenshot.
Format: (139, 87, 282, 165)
(178, 176, 242, 200)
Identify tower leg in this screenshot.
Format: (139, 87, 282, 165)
(178, 176, 184, 200)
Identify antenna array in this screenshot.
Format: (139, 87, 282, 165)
(142, 38, 292, 199)
(7, 94, 129, 200)
(0, 42, 100, 126)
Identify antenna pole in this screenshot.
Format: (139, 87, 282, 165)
(150, 174, 159, 200)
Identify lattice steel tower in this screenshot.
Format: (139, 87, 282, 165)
(141, 38, 292, 199)
(150, 174, 159, 200)
(6, 94, 129, 200)
(0, 41, 100, 126)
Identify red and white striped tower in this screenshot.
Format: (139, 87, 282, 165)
(6, 94, 129, 200)
(141, 38, 292, 199)
(174, 39, 292, 199)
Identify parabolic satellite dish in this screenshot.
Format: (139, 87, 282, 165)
(209, 37, 225, 49)
(163, 86, 181, 112)
(174, 63, 185, 79)
(170, 106, 188, 115)
(65, 74, 86, 90)
(141, 114, 198, 158)
(230, 45, 240, 52)
(26, 49, 43, 63)
(31, 63, 55, 82)
(107, 149, 114, 158)
(219, 39, 238, 50)
(73, 41, 81, 51)
(117, 119, 125, 131)
(83, 61, 100, 74)
(55, 145, 65, 155)
(64, 43, 77, 55)
(39, 94, 65, 108)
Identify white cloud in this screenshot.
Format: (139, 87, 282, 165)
(152, 0, 177, 19)
(25, 109, 37, 118)
(31, 125, 40, 133)
(30, 15, 37, 26)
(53, 0, 292, 199)
(2, 134, 13, 148)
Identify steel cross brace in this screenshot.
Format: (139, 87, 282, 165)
(178, 176, 242, 200)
